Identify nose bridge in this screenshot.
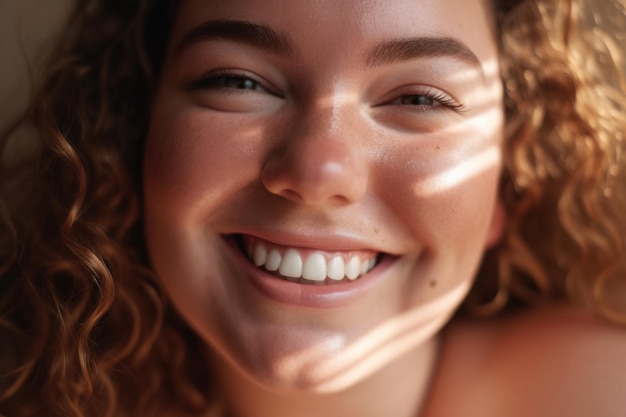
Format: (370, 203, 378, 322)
(261, 96, 368, 206)
(301, 97, 348, 143)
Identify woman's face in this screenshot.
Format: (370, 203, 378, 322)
(144, 0, 503, 392)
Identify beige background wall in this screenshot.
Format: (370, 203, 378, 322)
(0, 0, 72, 129)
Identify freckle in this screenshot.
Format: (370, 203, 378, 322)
(436, 145, 441, 150)
(430, 281, 437, 287)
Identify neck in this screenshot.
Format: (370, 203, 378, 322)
(214, 336, 440, 417)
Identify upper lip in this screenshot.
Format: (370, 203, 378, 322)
(224, 229, 400, 256)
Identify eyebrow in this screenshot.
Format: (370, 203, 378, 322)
(176, 19, 296, 57)
(175, 19, 483, 75)
(365, 37, 482, 72)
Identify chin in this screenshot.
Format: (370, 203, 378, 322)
(202, 274, 467, 395)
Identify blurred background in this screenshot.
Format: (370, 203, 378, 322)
(1, 0, 625, 131)
(0, 0, 73, 129)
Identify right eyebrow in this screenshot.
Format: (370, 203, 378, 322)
(175, 19, 297, 58)
(365, 37, 484, 75)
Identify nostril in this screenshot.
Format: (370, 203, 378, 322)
(329, 194, 351, 205)
(282, 189, 303, 202)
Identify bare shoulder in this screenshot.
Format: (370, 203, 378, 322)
(423, 304, 626, 417)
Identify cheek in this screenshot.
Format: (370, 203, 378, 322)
(143, 109, 259, 222)
(143, 99, 289, 377)
(376, 127, 502, 261)
(380, 159, 501, 312)
(142, 101, 249, 300)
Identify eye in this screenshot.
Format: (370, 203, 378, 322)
(396, 95, 436, 106)
(193, 74, 262, 91)
(388, 88, 466, 113)
(187, 69, 277, 95)
(211, 76, 262, 91)
(185, 68, 283, 112)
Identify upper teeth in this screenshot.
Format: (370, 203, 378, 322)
(247, 240, 377, 283)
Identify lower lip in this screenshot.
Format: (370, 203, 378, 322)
(224, 237, 397, 309)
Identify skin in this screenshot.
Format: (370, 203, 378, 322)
(422, 305, 626, 417)
(143, 0, 504, 415)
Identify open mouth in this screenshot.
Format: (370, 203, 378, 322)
(234, 235, 382, 285)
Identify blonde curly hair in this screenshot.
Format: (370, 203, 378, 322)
(1, 0, 625, 416)
(468, 0, 626, 320)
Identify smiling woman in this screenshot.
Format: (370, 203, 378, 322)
(144, 0, 503, 403)
(1, 0, 625, 417)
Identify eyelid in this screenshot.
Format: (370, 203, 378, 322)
(186, 68, 283, 97)
(377, 84, 467, 113)
(395, 88, 466, 112)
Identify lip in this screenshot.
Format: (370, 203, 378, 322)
(224, 234, 398, 309)
(223, 228, 401, 255)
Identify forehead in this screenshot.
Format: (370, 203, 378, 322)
(169, 0, 498, 65)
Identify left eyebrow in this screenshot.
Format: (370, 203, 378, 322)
(366, 37, 483, 75)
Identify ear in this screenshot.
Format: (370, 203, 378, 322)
(485, 198, 505, 248)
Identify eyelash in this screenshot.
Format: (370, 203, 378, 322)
(390, 87, 467, 113)
(188, 70, 466, 113)
(187, 69, 276, 95)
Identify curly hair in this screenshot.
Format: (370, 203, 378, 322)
(467, 0, 626, 320)
(0, 0, 625, 416)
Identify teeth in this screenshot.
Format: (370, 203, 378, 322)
(327, 256, 345, 281)
(266, 249, 282, 271)
(302, 252, 327, 281)
(345, 257, 361, 280)
(360, 258, 370, 275)
(279, 249, 303, 278)
(245, 241, 378, 283)
(253, 244, 268, 266)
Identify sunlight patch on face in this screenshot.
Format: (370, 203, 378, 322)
(415, 144, 502, 197)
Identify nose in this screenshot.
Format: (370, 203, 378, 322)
(261, 109, 367, 206)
